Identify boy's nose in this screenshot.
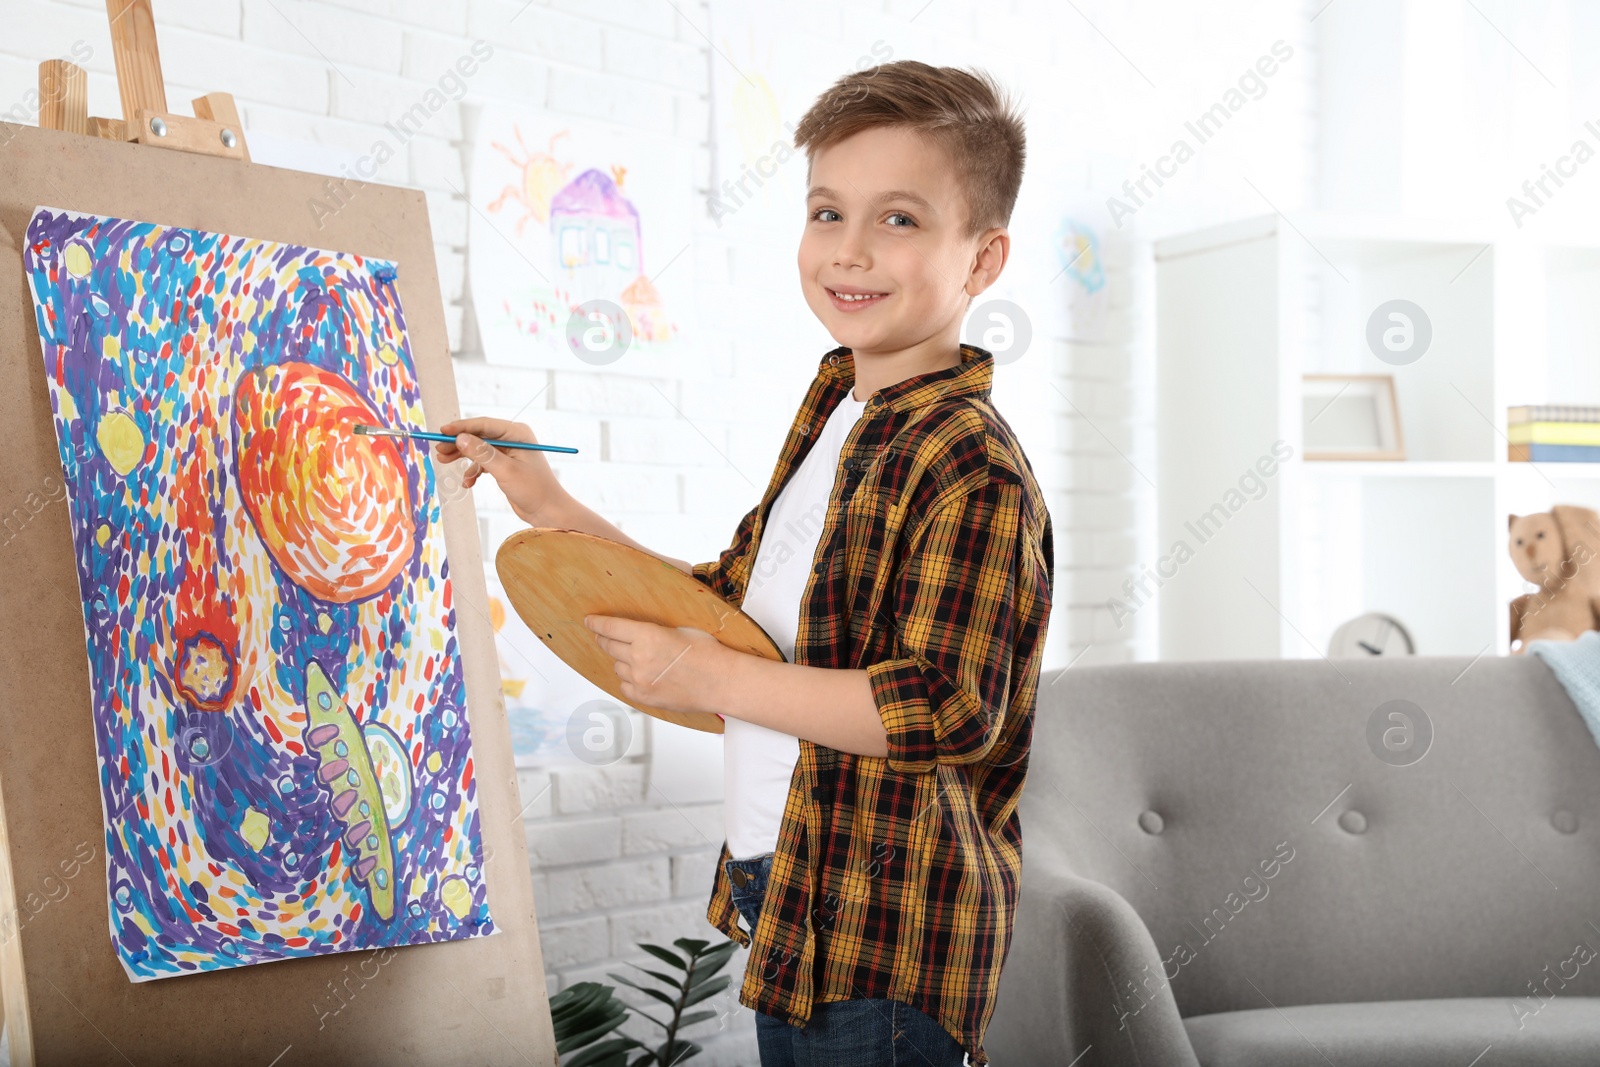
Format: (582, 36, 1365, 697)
(832, 231, 871, 269)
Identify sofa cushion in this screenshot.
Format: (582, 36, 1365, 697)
(1184, 997, 1600, 1066)
(1022, 657, 1600, 1018)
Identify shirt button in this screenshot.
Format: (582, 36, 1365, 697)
(799, 425, 810, 435)
(812, 784, 827, 800)
(813, 559, 826, 575)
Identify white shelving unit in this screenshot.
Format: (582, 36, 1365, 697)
(1154, 214, 1600, 661)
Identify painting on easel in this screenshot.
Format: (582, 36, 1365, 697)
(21, 206, 496, 981)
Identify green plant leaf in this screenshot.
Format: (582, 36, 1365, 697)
(662, 1039, 704, 1065)
(624, 962, 683, 988)
(607, 974, 681, 1010)
(688, 953, 736, 985)
(687, 961, 733, 991)
(638, 943, 688, 970)
(565, 1036, 641, 1067)
(628, 1006, 671, 1031)
(552, 982, 631, 1051)
(675, 1009, 717, 1029)
(555, 982, 624, 1019)
(673, 937, 710, 957)
(689, 942, 737, 974)
(550, 981, 607, 1023)
(558, 1012, 629, 1054)
(682, 977, 730, 1008)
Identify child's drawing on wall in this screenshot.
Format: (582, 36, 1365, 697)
(471, 113, 694, 367)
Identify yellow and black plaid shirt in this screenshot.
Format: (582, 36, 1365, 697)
(691, 342, 1054, 1065)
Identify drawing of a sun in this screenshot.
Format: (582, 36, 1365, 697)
(487, 127, 575, 236)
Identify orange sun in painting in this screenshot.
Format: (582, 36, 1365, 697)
(233, 363, 416, 603)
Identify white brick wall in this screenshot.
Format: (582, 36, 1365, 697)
(514, 752, 759, 1063)
(0, 0, 1319, 1060)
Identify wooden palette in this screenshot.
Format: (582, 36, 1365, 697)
(495, 528, 785, 734)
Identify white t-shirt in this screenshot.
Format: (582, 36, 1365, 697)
(724, 386, 869, 860)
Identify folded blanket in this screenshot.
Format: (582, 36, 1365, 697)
(1531, 631, 1600, 749)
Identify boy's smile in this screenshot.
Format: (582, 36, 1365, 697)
(798, 125, 1008, 397)
(824, 283, 891, 311)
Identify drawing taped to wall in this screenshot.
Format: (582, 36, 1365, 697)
(1056, 217, 1109, 342)
(479, 511, 622, 767)
(468, 110, 696, 368)
(22, 207, 495, 981)
(707, 0, 904, 234)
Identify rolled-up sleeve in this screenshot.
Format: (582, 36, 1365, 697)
(867, 477, 1025, 774)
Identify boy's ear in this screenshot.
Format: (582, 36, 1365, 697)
(964, 227, 1010, 297)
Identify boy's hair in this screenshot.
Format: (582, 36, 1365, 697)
(792, 60, 1026, 239)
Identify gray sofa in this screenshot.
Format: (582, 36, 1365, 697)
(988, 655, 1600, 1066)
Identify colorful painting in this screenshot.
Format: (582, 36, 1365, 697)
(22, 207, 494, 981)
(468, 110, 696, 368)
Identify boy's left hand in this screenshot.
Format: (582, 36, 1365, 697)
(583, 614, 732, 715)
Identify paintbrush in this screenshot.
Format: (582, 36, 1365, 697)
(352, 424, 579, 454)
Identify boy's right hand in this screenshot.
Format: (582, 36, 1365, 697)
(433, 417, 565, 526)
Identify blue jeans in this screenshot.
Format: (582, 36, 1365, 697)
(724, 852, 969, 1067)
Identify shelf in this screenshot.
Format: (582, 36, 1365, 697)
(1301, 460, 1600, 479)
(1502, 461, 1600, 480)
(1157, 212, 1600, 661)
(1301, 460, 1495, 477)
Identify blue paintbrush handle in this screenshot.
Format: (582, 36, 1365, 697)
(392, 428, 579, 455)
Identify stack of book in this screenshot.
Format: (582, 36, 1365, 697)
(1509, 405, 1600, 462)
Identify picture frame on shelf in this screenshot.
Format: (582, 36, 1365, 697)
(1303, 374, 1406, 461)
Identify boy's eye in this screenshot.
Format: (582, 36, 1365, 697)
(885, 212, 916, 227)
(810, 207, 841, 223)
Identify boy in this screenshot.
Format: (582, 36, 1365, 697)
(436, 60, 1052, 1067)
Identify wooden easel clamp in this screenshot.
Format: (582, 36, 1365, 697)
(36, 0, 250, 162)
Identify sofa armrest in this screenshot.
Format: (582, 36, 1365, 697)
(988, 857, 1200, 1067)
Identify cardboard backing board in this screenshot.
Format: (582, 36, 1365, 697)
(0, 120, 556, 1067)
(496, 527, 786, 736)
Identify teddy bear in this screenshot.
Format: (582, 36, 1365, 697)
(1509, 505, 1600, 653)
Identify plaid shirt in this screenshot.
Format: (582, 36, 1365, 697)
(691, 342, 1054, 1065)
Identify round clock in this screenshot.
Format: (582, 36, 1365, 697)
(1329, 612, 1416, 657)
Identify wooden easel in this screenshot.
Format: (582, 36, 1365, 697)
(38, 0, 251, 161)
(0, 4, 556, 1064)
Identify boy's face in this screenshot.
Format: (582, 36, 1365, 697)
(798, 126, 1003, 358)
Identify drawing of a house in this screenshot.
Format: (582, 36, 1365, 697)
(550, 167, 642, 304)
